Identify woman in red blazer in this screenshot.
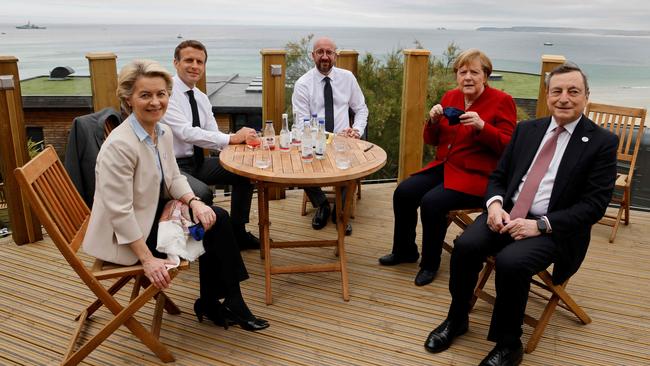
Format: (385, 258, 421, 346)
(379, 49, 517, 286)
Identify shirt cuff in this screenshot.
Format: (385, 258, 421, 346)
(486, 195, 503, 210)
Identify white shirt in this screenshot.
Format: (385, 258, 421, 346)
(292, 66, 368, 134)
(161, 75, 230, 158)
(487, 116, 580, 217)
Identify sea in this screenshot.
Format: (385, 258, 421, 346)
(1, 23, 650, 110)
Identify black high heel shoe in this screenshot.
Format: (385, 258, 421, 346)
(194, 298, 234, 329)
(221, 305, 270, 331)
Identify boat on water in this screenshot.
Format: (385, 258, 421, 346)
(177, 34, 183, 39)
(543, 42, 553, 46)
(16, 21, 46, 30)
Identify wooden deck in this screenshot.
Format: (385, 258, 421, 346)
(1, 183, 649, 365)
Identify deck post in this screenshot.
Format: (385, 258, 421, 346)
(0, 71, 43, 244)
(337, 50, 359, 77)
(86, 52, 120, 112)
(261, 49, 287, 200)
(398, 49, 430, 182)
(536, 55, 566, 118)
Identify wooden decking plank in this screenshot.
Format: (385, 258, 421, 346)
(1, 183, 649, 365)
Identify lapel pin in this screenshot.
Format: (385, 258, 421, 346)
(581, 136, 589, 142)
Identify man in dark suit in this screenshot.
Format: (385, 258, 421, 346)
(64, 107, 121, 208)
(423, 62, 618, 365)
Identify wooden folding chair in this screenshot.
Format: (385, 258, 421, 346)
(14, 146, 188, 365)
(470, 261, 591, 353)
(301, 179, 361, 218)
(443, 208, 591, 353)
(585, 102, 647, 242)
(442, 208, 483, 253)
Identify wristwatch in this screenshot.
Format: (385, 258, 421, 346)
(536, 218, 548, 234)
(188, 196, 202, 206)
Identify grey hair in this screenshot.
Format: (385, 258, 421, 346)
(545, 61, 589, 93)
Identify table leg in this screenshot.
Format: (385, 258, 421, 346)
(257, 183, 273, 305)
(337, 181, 355, 302)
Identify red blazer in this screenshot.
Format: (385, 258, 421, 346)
(417, 86, 516, 197)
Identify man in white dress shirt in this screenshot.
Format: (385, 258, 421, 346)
(161, 40, 259, 249)
(292, 36, 369, 234)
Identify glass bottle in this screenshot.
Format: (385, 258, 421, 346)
(279, 113, 290, 152)
(263, 120, 276, 151)
(301, 120, 313, 163)
(291, 113, 302, 148)
(315, 118, 326, 160)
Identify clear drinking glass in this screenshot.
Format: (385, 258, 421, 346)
(254, 140, 271, 169)
(333, 137, 350, 170)
(246, 130, 262, 150)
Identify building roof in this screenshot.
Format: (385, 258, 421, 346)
(19, 75, 263, 112)
(206, 74, 262, 114)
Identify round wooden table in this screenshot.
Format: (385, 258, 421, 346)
(220, 137, 387, 304)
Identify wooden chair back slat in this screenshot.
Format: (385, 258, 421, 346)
(14, 146, 91, 258)
(584, 102, 646, 242)
(586, 102, 646, 170)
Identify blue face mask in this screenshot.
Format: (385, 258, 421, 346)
(188, 223, 205, 241)
(443, 107, 465, 126)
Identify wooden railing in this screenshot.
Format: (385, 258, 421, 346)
(0, 48, 562, 244)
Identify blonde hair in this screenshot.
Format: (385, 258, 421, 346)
(116, 59, 173, 114)
(453, 48, 493, 80)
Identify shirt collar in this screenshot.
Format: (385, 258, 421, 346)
(128, 114, 165, 143)
(548, 115, 581, 135)
(173, 74, 196, 94)
(316, 66, 337, 82)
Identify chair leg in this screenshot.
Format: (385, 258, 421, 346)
(621, 186, 631, 225)
(64, 283, 175, 365)
(471, 258, 495, 309)
(79, 275, 133, 320)
(138, 276, 182, 315)
(525, 291, 560, 353)
(301, 191, 309, 216)
(152, 292, 167, 338)
(609, 205, 624, 243)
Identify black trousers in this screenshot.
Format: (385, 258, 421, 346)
(391, 165, 483, 270)
(304, 186, 348, 209)
(146, 200, 249, 301)
(448, 213, 557, 345)
(177, 156, 253, 226)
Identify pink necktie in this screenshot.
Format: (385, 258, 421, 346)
(509, 126, 565, 219)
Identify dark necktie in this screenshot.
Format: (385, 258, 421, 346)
(324, 76, 334, 133)
(510, 126, 565, 219)
(186, 90, 204, 168)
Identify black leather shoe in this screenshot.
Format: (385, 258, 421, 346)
(222, 305, 270, 331)
(424, 318, 469, 353)
(479, 343, 523, 366)
(378, 252, 419, 266)
(194, 298, 233, 328)
(312, 204, 331, 230)
(414, 268, 437, 286)
(236, 231, 260, 250)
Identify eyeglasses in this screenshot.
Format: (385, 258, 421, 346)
(314, 49, 336, 57)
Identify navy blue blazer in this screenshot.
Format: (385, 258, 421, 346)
(486, 115, 618, 284)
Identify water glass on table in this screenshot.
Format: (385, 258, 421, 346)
(254, 140, 271, 169)
(333, 137, 350, 170)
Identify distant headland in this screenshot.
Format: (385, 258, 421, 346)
(476, 26, 650, 37)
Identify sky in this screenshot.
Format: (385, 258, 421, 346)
(1, 0, 649, 30)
